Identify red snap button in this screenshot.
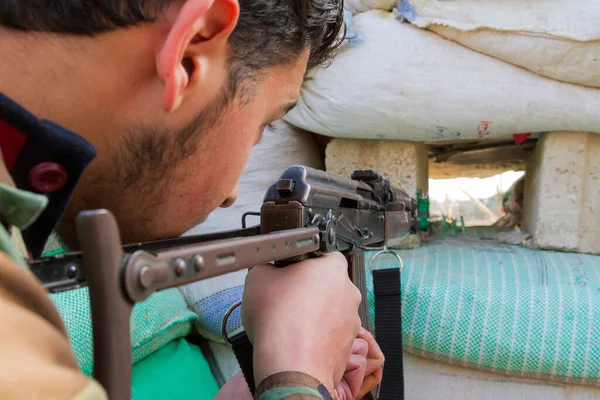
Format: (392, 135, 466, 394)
(28, 162, 68, 193)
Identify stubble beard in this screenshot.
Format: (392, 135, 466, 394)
(57, 111, 219, 250)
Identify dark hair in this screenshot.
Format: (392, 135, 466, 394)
(0, 0, 345, 98)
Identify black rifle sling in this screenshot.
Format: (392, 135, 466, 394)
(229, 331, 257, 396)
(373, 267, 404, 400)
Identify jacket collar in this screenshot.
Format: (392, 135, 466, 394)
(0, 92, 96, 257)
(0, 149, 14, 187)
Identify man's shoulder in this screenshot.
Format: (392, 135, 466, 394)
(0, 250, 108, 400)
(0, 181, 48, 269)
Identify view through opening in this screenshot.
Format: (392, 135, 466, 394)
(428, 170, 525, 227)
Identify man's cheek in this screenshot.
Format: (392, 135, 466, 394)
(179, 179, 225, 218)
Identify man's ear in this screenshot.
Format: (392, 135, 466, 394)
(157, 0, 240, 112)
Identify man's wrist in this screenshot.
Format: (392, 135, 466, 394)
(253, 339, 334, 393)
(255, 371, 332, 400)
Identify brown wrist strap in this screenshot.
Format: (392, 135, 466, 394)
(255, 371, 331, 399)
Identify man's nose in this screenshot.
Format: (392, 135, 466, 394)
(220, 186, 238, 208)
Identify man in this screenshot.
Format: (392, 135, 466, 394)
(0, 1, 384, 399)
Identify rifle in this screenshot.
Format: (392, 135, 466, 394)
(30, 165, 417, 400)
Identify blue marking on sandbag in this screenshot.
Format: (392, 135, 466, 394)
(193, 285, 244, 337)
(434, 126, 447, 139)
(397, 0, 417, 22)
(433, 126, 462, 140)
(344, 9, 359, 42)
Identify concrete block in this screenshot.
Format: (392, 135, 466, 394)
(522, 132, 600, 254)
(429, 159, 525, 179)
(325, 138, 429, 197)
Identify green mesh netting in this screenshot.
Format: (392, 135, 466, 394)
(43, 231, 67, 257)
(50, 287, 199, 376)
(44, 233, 201, 376)
(43, 234, 220, 397)
(365, 227, 600, 385)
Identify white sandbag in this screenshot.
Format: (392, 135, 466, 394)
(398, 0, 600, 41)
(398, 0, 600, 87)
(345, 0, 397, 14)
(284, 10, 600, 142)
(427, 26, 600, 88)
(206, 342, 241, 384)
(180, 120, 324, 342)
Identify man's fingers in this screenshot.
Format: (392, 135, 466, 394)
(352, 328, 385, 398)
(214, 372, 253, 400)
(342, 354, 367, 399)
(356, 328, 385, 375)
(351, 338, 368, 359)
(357, 327, 384, 360)
(357, 367, 384, 399)
(337, 334, 385, 400)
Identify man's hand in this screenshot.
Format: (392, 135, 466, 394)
(333, 328, 384, 400)
(242, 252, 363, 393)
(215, 328, 384, 400)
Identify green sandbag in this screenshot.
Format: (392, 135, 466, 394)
(365, 226, 600, 386)
(44, 235, 220, 397)
(132, 338, 220, 399)
(51, 287, 199, 376)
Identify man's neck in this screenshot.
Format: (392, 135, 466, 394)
(0, 30, 91, 132)
(0, 27, 155, 138)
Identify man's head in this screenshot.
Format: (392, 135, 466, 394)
(0, 0, 344, 247)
